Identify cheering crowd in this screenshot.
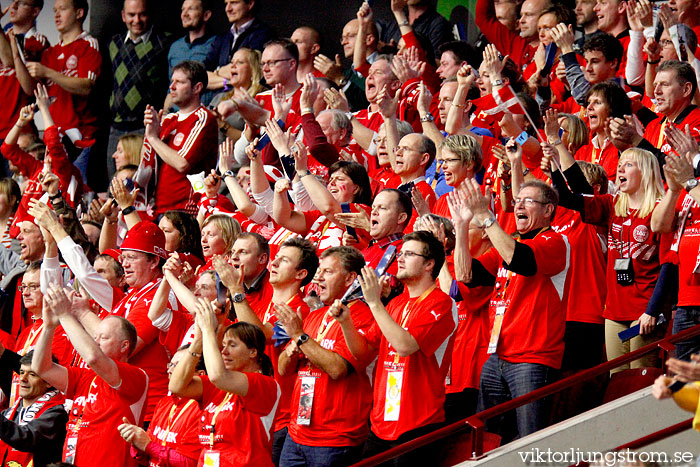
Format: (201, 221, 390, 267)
(1, 0, 700, 465)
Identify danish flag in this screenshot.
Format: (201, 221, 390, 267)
(472, 85, 525, 121)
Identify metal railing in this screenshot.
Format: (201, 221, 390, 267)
(353, 322, 700, 466)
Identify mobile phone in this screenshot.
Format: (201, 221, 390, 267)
(254, 119, 285, 151)
(215, 272, 227, 308)
(540, 43, 558, 77)
(341, 202, 358, 241)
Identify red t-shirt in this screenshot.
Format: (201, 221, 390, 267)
(64, 361, 148, 467)
(362, 236, 403, 278)
(474, 0, 537, 71)
(476, 229, 570, 368)
(258, 294, 310, 433)
(575, 138, 619, 181)
(147, 395, 202, 466)
(370, 165, 401, 189)
(143, 106, 219, 215)
(9, 318, 75, 408)
(158, 308, 195, 356)
(246, 272, 275, 319)
(197, 373, 279, 467)
(0, 28, 49, 139)
(581, 194, 663, 321)
(445, 279, 490, 393)
(111, 279, 171, 421)
(643, 107, 700, 153)
(670, 193, 700, 307)
(551, 207, 607, 324)
(302, 204, 372, 253)
(41, 32, 101, 140)
(365, 286, 456, 441)
(288, 301, 375, 447)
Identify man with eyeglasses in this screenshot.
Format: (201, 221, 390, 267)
(383, 133, 437, 230)
(254, 39, 302, 126)
(0, 219, 46, 350)
(336, 230, 456, 464)
(0, 0, 48, 161)
(0, 261, 74, 409)
(449, 178, 569, 440)
(63, 221, 172, 424)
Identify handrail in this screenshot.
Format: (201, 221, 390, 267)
(572, 418, 694, 467)
(353, 321, 700, 466)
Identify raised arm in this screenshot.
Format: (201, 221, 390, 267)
(144, 105, 190, 173)
(31, 297, 68, 393)
(448, 189, 475, 283)
(168, 324, 204, 400)
(272, 178, 308, 234)
(45, 285, 121, 387)
(292, 142, 343, 221)
(195, 299, 251, 395)
(330, 299, 375, 362)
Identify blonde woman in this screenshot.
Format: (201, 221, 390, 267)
(199, 214, 242, 274)
(112, 132, 144, 170)
(553, 147, 667, 371)
(211, 48, 265, 141)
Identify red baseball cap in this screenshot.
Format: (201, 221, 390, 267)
(120, 221, 167, 259)
(102, 248, 122, 264)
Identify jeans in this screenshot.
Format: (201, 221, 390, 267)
(280, 437, 362, 467)
(71, 145, 92, 185)
(673, 307, 700, 361)
(477, 354, 557, 441)
(362, 423, 443, 467)
(272, 427, 288, 466)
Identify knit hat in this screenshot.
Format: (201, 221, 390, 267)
(120, 221, 167, 259)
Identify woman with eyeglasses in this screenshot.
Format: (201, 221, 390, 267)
(169, 300, 279, 467)
(547, 144, 668, 372)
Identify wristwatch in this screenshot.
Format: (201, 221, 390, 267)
(685, 178, 699, 193)
(481, 215, 497, 229)
(223, 170, 236, 179)
(296, 333, 310, 347)
(297, 169, 311, 179)
(122, 206, 136, 216)
(419, 113, 434, 123)
(232, 292, 246, 303)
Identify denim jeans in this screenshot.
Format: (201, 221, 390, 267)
(280, 437, 362, 467)
(272, 427, 288, 466)
(477, 354, 558, 441)
(673, 307, 700, 361)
